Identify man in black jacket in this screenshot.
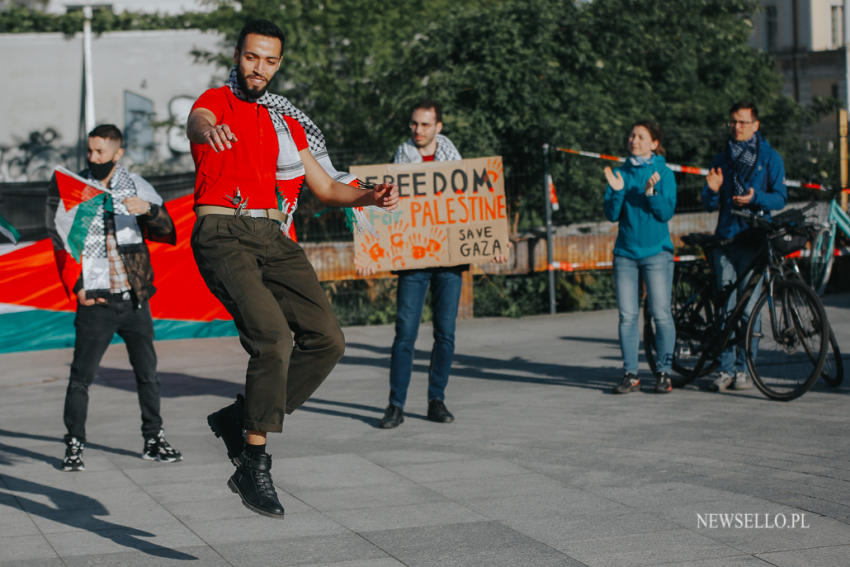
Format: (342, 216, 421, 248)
(47, 124, 181, 472)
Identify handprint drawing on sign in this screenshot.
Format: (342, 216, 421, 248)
(425, 227, 447, 260)
(388, 219, 410, 269)
(359, 231, 387, 267)
(408, 228, 447, 262)
(408, 233, 428, 260)
(486, 157, 503, 192)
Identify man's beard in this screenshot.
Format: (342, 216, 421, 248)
(236, 69, 269, 100)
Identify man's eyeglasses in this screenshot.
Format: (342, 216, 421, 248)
(728, 120, 756, 127)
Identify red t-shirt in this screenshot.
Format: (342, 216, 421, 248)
(190, 87, 308, 211)
(422, 154, 435, 162)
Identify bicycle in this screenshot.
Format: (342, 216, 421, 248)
(643, 208, 829, 401)
(783, 243, 844, 389)
(808, 193, 850, 295)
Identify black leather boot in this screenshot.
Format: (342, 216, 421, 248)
(378, 404, 404, 429)
(207, 394, 245, 465)
(228, 449, 285, 518)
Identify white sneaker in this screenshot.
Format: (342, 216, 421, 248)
(708, 371, 734, 392)
(732, 371, 753, 390)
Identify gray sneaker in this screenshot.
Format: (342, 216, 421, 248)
(732, 371, 753, 390)
(707, 371, 734, 392)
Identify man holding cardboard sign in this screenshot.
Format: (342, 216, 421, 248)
(350, 100, 508, 429)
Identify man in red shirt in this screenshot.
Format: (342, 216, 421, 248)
(187, 18, 398, 518)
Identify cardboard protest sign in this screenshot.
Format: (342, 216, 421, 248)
(350, 156, 509, 272)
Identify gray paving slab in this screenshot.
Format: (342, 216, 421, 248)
(0, 296, 849, 566)
(559, 528, 742, 566)
(0, 534, 60, 563)
(215, 533, 395, 567)
(362, 521, 586, 566)
(758, 545, 850, 567)
(60, 546, 230, 566)
(0, 561, 65, 567)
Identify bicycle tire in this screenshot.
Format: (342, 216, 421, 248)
(644, 265, 715, 386)
(820, 327, 844, 388)
(809, 227, 835, 296)
(745, 279, 828, 401)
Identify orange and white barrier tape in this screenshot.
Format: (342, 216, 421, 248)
(545, 173, 559, 211)
(556, 147, 832, 192)
(547, 248, 848, 273)
(547, 255, 700, 272)
(785, 246, 850, 259)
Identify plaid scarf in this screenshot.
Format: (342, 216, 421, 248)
(226, 67, 355, 186)
(727, 133, 760, 196)
(393, 134, 462, 163)
(80, 165, 161, 294)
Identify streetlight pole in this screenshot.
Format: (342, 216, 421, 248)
(83, 5, 95, 134)
(542, 143, 556, 315)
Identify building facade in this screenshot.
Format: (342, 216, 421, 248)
(750, 0, 848, 140)
(0, 1, 221, 181)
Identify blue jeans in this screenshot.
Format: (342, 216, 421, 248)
(712, 245, 762, 373)
(389, 267, 464, 408)
(613, 251, 675, 375)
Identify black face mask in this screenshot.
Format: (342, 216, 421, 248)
(87, 160, 115, 180)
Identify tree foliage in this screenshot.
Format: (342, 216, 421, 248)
(5, 0, 836, 229)
(186, 0, 833, 230)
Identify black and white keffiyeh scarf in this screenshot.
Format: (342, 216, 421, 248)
(727, 133, 760, 197)
(226, 67, 356, 186)
(226, 67, 361, 234)
(80, 165, 162, 293)
(393, 134, 462, 164)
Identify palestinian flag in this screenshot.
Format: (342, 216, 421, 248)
(1, 192, 237, 353)
(53, 165, 111, 262)
(0, 214, 20, 244)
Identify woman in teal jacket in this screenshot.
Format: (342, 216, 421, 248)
(603, 120, 677, 394)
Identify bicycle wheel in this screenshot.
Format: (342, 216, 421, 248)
(819, 327, 844, 388)
(745, 279, 828, 400)
(809, 227, 835, 296)
(644, 265, 715, 386)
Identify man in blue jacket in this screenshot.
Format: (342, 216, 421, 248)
(702, 101, 787, 392)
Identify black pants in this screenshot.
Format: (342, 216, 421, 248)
(191, 214, 345, 433)
(63, 299, 162, 442)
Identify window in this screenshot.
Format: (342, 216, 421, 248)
(832, 5, 844, 48)
(765, 5, 778, 51)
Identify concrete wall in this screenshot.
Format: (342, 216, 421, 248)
(6, 0, 210, 15)
(0, 29, 226, 179)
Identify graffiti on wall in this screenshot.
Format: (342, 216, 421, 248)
(0, 93, 197, 183)
(0, 129, 76, 183)
(167, 95, 194, 155)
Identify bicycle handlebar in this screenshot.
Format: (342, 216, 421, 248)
(730, 208, 818, 234)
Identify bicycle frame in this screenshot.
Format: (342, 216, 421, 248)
(825, 198, 850, 251)
(683, 234, 787, 379)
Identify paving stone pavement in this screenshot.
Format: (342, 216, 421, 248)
(1, 295, 849, 566)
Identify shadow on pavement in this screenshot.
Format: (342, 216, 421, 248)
(0, 474, 195, 560)
(0, 428, 141, 462)
(96, 368, 242, 398)
(558, 335, 620, 345)
(300, 397, 430, 426)
(298, 398, 383, 427)
(345, 342, 616, 392)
